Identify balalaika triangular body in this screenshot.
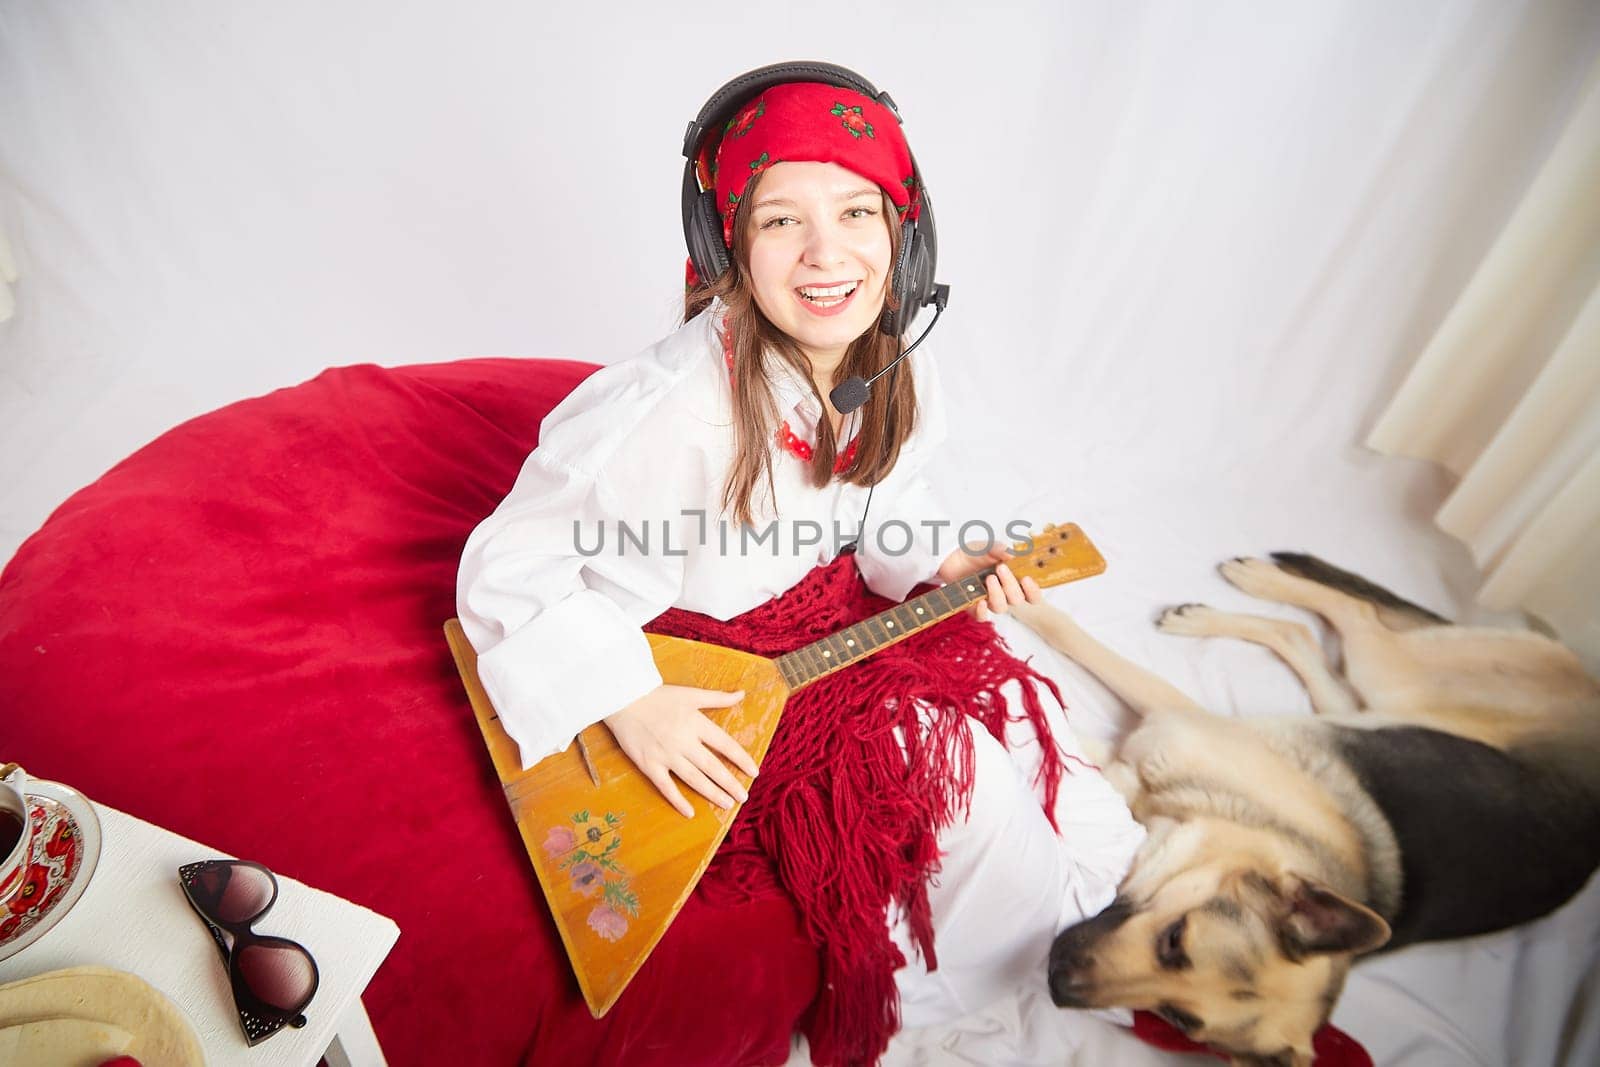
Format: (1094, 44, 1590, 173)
(443, 522, 1105, 1016)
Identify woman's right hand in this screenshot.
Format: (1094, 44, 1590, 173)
(602, 685, 759, 818)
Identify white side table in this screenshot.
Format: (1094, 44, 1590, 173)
(0, 800, 400, 1066)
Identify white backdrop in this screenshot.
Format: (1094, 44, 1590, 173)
(4, 3, 1600, 1065)
(2, 0, 1598, 574)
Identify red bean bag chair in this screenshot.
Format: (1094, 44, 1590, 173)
(0, 358, 819, 1065)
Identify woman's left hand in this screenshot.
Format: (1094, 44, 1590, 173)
(937, 543, 1043, 623)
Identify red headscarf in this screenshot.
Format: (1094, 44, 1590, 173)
(687, 81, 921, 287)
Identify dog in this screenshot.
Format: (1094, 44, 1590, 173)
(1010, 553, 1600, 1067)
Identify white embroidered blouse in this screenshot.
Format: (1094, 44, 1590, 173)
(455, 302, 949, 769)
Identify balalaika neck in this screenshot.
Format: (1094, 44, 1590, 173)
(774, 565, 1005, 691)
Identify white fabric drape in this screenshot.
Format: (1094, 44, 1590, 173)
(0, 228, 16, 323)
(1367, 55, 1600, 667)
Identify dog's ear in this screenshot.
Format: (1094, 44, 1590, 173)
(1275, 874, 1390, 958)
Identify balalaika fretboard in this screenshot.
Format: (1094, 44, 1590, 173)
(774, 563, 1008, 690)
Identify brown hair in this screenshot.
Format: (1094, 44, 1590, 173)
(684, 183, 919, 527)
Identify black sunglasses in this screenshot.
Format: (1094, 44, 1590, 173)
(178, 859, 320, 1046)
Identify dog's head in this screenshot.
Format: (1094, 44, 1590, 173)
(1049, 828, 1390, 1066)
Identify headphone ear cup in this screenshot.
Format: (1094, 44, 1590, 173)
(883, 218, 929, 337)
(689, 188, 730, 285)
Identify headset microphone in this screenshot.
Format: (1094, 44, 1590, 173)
(829, 284, 950, 415)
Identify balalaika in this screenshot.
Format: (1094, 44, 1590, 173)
(443, 522, 1105, 1017)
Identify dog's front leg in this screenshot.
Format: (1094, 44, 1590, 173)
(1157, 602, 1359, 716)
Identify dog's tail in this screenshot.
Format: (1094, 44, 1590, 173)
(1271, 552, 1451, 631)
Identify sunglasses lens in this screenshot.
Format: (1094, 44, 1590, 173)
(237, 939, 317, 1013)
(193, 862, 276, 924)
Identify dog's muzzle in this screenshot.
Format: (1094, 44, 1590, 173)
(1048, 897, 1134, 1008)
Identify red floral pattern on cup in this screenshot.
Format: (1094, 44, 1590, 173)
(0, 798, 84, 949)
(44, 819, 76, 859)
(6, 863, 48, 915)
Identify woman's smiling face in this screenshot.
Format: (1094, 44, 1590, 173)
(744, 161, 894, 372)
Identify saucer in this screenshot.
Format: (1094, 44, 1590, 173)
(0, 780, 102, 962)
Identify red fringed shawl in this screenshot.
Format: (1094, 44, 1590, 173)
(645, 552, 1072, 1067)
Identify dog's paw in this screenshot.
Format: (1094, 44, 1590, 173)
(1218, 556, 1287, 598)
(1157, 603, 1218, 635)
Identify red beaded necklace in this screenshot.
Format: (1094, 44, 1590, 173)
(720, 324, 860, 473)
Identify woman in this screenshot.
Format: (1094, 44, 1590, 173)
(457, 69, 1141, 1064)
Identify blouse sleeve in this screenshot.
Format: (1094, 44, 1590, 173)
(852, 353, 951, 602)
(456, 448, 685, 770)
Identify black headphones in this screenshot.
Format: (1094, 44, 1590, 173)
(680, 60, 941, 338)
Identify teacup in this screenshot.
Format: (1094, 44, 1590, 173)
(0, 763, 32, 902)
